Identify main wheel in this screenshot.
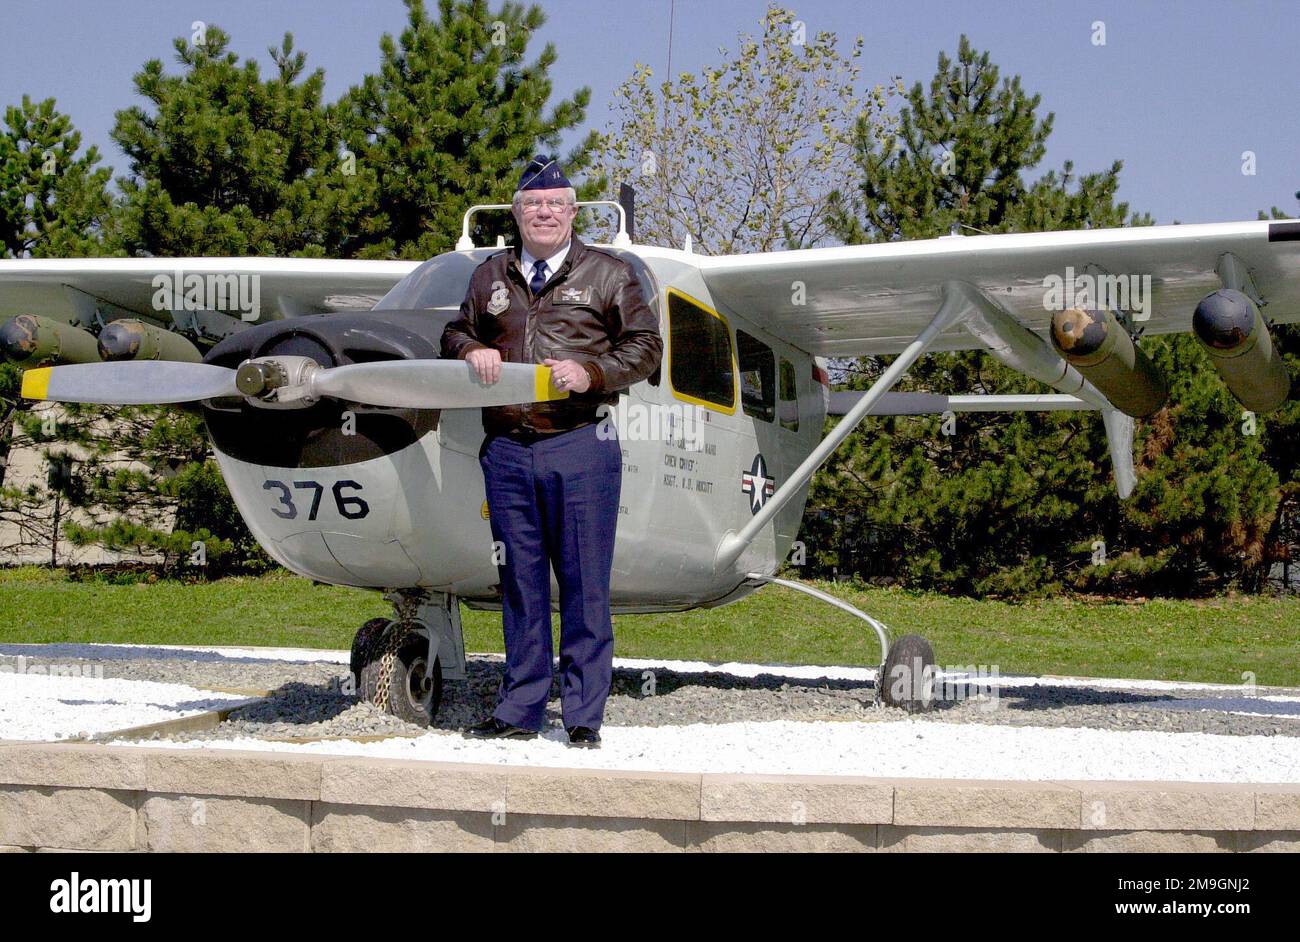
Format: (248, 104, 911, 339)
(359, 623, 443, 726)
(879, 634, 937, 714)
(350, 617, 391, 689)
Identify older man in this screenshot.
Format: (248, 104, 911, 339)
(441, 155, 662, 747)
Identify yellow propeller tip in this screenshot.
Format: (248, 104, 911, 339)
(536, 366, 570, 402)
(20, 367, 51, 400)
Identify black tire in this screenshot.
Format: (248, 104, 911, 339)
(879, 634, 937, 714)
(359, 624, 443, 726)
(350, 617, 390, 690)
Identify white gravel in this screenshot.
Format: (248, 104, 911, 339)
(116, 718, 1300, 783)
(7, 643, 1300, 783)
(0, 668, 256, 741)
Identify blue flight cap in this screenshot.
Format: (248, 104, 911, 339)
(519, 154, 571, 191)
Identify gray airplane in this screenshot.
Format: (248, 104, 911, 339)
(6, 205, 1300, 723)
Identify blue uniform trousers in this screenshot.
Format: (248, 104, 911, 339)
(479, 422, 622, 731)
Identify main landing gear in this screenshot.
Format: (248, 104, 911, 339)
(744, 573, 937, 714)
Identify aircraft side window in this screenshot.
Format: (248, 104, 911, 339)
(779, 357, 799, 431)
(737, 330, 775, 422)
(668, 291, 734, 409)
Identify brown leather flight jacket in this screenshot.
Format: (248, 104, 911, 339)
(440, 237, 663, 437)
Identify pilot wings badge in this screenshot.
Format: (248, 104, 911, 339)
(486, 281, 510, 316)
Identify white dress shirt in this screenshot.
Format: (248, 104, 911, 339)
(521, 240, 571, 286)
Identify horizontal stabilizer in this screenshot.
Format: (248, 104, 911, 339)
(827, 390, 1137, 500)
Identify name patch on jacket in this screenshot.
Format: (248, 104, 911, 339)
(553, 286, 592, 305)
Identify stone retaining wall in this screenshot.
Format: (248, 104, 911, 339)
(0, 741, 1297, 852)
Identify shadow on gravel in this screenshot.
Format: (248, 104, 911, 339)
(225, 681, 358, 726)
(607, 665, 869, 697)
(990, 685, 1170, 711)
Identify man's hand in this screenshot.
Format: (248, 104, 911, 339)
(466, 347, 502, 384)
(543, 358, 591, 393)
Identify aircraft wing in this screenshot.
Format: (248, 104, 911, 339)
(0, 257, 419, 327)
(695, 220, 1300, 357)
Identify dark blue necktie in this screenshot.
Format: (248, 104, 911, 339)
(529, 260, 548, 295)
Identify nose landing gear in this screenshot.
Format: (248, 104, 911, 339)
(348, 590, 466, 726)
(358, 622, 443, 726)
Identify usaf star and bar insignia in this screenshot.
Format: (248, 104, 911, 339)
(741, 453, 775, 514)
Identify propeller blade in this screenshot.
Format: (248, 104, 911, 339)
(20, 362, 240, 404)
(309, 360, 569, 408)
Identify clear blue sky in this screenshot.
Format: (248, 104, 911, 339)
(1, 0, 1295, 226)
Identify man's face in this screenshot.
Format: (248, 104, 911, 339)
(513, 187, 577, 258)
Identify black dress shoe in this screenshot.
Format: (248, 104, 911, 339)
(566, 726, 601, 747)
(464, 717, 538, 740)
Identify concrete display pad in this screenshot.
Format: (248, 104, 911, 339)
(3, 644, 1298, 851)
(1, 741, 1298, 852)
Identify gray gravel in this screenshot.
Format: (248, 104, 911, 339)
(7, 649, 1292, 743)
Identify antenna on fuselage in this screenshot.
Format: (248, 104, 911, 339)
(619, 183, 636, 243)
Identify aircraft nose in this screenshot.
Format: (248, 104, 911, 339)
(200, 311, 442, 469)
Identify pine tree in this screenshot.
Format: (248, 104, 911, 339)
(825, 36, 1147, 241)
(110, 27, 374, 257)
(41, 6, 596, 571)
(65, 23, 371, 572)
(338, 0, 600, 259)
(812, 36, 1272, 596)
(0, 97, 112, 561)
(0, 95, 113, 259)
(0, 95, 112, 492)
(15, 402, 260, 570)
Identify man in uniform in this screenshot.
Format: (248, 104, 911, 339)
(441, 155, 662, 747)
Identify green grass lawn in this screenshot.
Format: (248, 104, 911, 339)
(2, 566, 1297, 686)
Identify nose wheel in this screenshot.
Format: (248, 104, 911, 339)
(353, 620, 443, 726)
(350, 617, 390, 690)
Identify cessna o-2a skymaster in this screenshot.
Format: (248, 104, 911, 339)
(4, 203, 1299, 722)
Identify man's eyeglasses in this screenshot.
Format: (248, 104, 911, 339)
(518, 198, 574, 213)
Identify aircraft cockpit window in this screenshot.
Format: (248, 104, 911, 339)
(374, 252, 491, 311)
(667, 290, 735, 411)
(779, 357, 799, 431)
(737, 331, 775, 423)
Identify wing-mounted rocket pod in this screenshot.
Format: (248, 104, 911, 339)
(1050, 307, 1168, 418)
(0, 314, 101, 365)
(97, 319, 203, 363)
(1192, 289, 1292, 414)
